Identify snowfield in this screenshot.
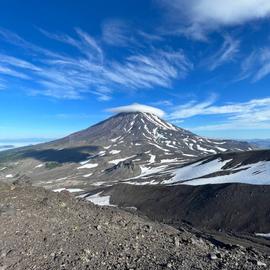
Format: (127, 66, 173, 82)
(163, 158, 270, 186)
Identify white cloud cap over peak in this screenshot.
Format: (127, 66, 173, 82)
(107, 103, 165, 118)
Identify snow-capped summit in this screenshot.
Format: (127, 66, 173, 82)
(52, 111, 252, 157)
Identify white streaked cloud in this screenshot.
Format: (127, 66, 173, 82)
(0, 28, 66, 59)
(0, 65, 30, 79)
(101, 20, 164, 47)
(0, 28, 192, 100)
(168, 96, 270, 131)
(169, 96, 270, 119)
(159, 0, 270, 39)
(190, 0, 270, 25)
(0, 79, 6, 90)
(205, 36, 240, 70)
(101, 19, 132, 47)
(107, 103, 165, 117)
(239, 48, 270, 82)
(0, 54, 41, 71)
(104, 50, 192, 89)
(168, 94, 217, 119)
(151, 100, 173, 106)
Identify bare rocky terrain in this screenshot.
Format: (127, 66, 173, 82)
(1, 182, 270, 270)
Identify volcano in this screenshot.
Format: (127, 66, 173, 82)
(0, 111, 253, 188)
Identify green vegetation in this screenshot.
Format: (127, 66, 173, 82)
(45, 162, 62, 169)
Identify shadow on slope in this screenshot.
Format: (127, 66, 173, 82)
(0, 146, 100, 164)
(106, 183, 270, 234)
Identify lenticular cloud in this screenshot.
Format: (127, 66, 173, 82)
(107, 103, 165, 118)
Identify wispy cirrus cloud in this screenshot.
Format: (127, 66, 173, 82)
(101, 19, 133, 47)
(0, 28, 66, 59)
(0, 54, 41, 71)
(168, 96, 270, 130)
(238, 48, 270, 82)
(104, 50, 192, 89)
(150, 100, 173, 107)
(204, 35, 240, 71)
(0, 79, 6, 90)
(0, 65, 30, 80)
(0, 27, 192, 101)
(101, 19, 164, 48)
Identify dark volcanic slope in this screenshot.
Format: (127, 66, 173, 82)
(105, 183, 270, 234)
(0, 112, 253, 188)
(47, 112, 252, 160)
(0, 183, 269, 270)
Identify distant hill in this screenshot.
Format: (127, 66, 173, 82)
(247, 139, 270, 149)
(0, 145, 15, 151)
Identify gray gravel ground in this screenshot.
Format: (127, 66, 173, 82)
(0, 183, 269, 270)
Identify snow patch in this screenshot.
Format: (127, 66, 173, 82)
(109, 150, 121, 155)
(216, 146, 227, 152)
(78, 163, 98, 169)
(80, 159, 91, 165)
(54, 177, 68, 182)
(137, 165, 168, 178)
(98, 151, 106, 156)
(111, 136, 121, 142)
(35, 164, 44, 168)
(126, 179, 159, 185)
(160, 158, 179, 163)
(196, 144, 217, 154)
(91, 181, 108, 186)
(108, 155, 136, 165)
(149, 154, 156, 163)
(85, 192, 115, 206)
(255, 233, 270, 238)
(83, 173, 93, 177)
(53, 188, 84, 193)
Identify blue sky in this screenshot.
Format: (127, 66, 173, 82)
(1, 0, 270, 140)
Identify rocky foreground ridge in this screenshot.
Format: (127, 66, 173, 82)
(0, 183, 269, 270)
